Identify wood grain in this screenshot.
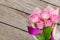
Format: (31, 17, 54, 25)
(0, 5, 30, 31)
(0, 23, 34, 40)
(42, 0, 60, 7)
(0, 0, 56, 14)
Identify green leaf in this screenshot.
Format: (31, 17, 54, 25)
(36, 34, 45, 40)
(43, 26, 52, 40)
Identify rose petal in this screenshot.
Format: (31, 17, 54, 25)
(29, 13, 39, 23)
(45, 20, 53, 27)
(50, 8, 59, 15)
(44, 6, 54, 13)
(40, 11, 50, 19)
(36, 20, 44, 29)
(50, 14, 59, 23)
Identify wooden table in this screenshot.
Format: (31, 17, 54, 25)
(0, 0, 60, 40)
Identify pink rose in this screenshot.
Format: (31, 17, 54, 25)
(36, 20, 44, 29)
(45, 20, 53, 27)
(27, 6, 60, 40)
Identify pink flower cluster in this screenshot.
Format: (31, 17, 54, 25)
(29, 6, 60, 29)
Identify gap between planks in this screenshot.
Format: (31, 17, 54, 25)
(40, 0, 60, 7)
(0, 0, 56, 14)
(41, 0, 60, 7)
(0, 23, 34, 40)
(0, 3, 29, 15)
(0, 21, 28, 32)
(0, 5, 30, 31)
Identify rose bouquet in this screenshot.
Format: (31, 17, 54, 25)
(27, 6, 60, 40)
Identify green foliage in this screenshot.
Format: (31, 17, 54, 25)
(43, 26, 52, 40)
(36, 34, 45, 40)
(36, 26, 52, 40)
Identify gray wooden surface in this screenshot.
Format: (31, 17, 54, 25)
(0, 0, 60, 40)
(0, 0, 56, 14)
(0, 5, 29, 31)
(0, 23, 34, 40)
(41, 0, 60, 7)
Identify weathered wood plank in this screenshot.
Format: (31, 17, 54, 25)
(42, 0, 60, 7)
(0, 23, 34, 40)
(0, 5, 30, 31)
(0, 0, 56, 14)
